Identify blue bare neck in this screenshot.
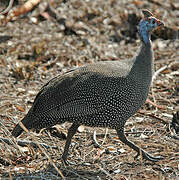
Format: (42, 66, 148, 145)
(139, 20, 151, 46)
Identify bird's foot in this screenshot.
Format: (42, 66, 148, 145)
(62, 159, 77, 166)
(135, 150, 164, 162)
(60, 155, 77, 166)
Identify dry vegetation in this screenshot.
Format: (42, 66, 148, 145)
(0, 0, 178, 179)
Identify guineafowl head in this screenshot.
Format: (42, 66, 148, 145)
(139, 9, 164, 44)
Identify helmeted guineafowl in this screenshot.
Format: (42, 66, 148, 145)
(12, 9, 164, 164)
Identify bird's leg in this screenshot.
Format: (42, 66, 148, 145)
(116, 129, 164, 162)
(61, 123, 80, 165)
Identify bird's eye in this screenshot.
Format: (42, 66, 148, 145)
(152, 19, 155, 24)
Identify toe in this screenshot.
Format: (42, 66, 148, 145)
(144, 152, 164, 162)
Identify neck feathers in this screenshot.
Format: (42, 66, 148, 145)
(128, 42, 154, 87)
(133, 42, 154, 75)
(138, 43, 153, 58)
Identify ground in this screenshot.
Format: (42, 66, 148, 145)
(0, 0, 178, 179)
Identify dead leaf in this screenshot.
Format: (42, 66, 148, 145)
(15, 105, 25, 112)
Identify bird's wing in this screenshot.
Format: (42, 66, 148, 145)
(31, 67, 107, 118)
(31, 60, 134, 118)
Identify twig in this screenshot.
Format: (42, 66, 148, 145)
(152, 65, 167, 82)
(102, 128, 108, 145)
(97, 164, 115, 180)
(0, 0, 14, 15)
(17, 122, 65, 179)
(37, 143, 65, 179)
(93, 130, 102, 148)
(146, 98, 166, 109)
(138, 112, 168, 125)
(168, 135, 179, 140)
(6, 0, 42, 22)
(125, 130, 154, 135)
(93, 128, 109, 147)
(0, 137, 58, 149)
(154, 58, 177, 64)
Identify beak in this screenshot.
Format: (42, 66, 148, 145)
(157, 19, 164, 26)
